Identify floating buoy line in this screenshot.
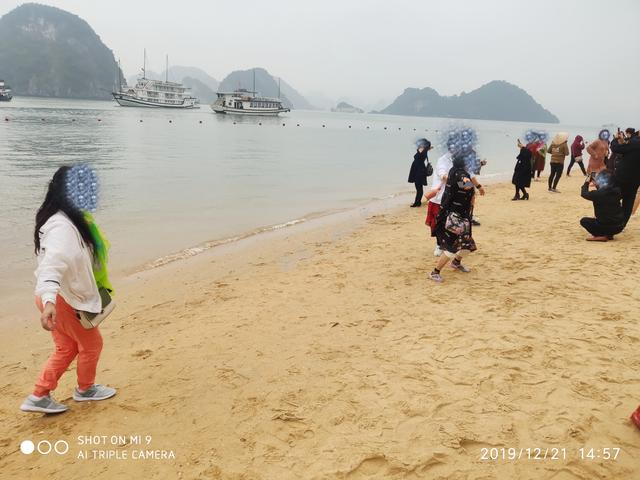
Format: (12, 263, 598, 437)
(0, 117, 519, 139)
(1, 116, 436, 132)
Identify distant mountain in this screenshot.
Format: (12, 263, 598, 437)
(126, 70, 160, 86)
(162, 66, 218, 91)
(0, 3, 123, 99)
(278, 78, 314, 110)
(381, 80, 559, 123)
(182, 76, 216, 104)
(305, 91, 334, 110)
(365, 98, 392, 113)
(331, 101, 364, 113)
(218, 68, 313, 110)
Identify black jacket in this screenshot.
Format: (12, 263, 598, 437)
(512, 147, 532, 188)
(581, 183, 624, 226)
(612, 135, 640, 183)
(408, 150, 429, 185)
(439, 166, 475, 218)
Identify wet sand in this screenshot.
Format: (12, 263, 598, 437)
(1, 175, 639, 479)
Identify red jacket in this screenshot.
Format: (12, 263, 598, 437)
(571, 136, 584, 157)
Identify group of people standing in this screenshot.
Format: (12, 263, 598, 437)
(511, 127, 640, 241)
(512, 129, 624, 199)
(512, 131, 572, 199)
(409, 125, 640, 283)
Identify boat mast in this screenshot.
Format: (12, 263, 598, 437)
(143, 48, 146, 79)
(118, 58, 122, 91)
(166, 54, 168, 82)
(278, 77, 280, 99)
(253, 68, 255, 94)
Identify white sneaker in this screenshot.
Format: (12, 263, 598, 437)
(73, 384, 116, 402)
(20, 394, 68, 414)
(433, 246, 442, 257)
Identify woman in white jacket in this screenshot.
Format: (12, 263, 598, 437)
(21, 166, 116, 414)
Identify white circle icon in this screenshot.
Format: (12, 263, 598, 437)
(20, 440, 35, 455)
(37, 440, 52, 455)
(54, 440, 69, 455)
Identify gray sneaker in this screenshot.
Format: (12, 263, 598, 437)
(430, 271, 443, 283)
(73, 384, 116, 402)
(20, 394, 68, 414)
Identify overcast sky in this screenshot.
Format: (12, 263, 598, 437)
(2, 0, 639, 124)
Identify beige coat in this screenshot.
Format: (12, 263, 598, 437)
(548, 141, 569, 164)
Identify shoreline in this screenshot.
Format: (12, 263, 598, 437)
(1, 174, 639, 478)
(0, 190, 413, 324)
(2, 172, 512, 325)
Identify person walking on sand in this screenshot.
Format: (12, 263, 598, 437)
(513, 140, 532, 200)
(408, 138, 432, 207)
(20, 165, 116, 414)
(424, 150, 453, 256)
(547, 132, 570, 192)
(567, 135, 587, 176)
(611, 128, 640, 226)
(579, 171, 624, 241)
(587, 129, 611, 175)
(430, 154, 477, 282)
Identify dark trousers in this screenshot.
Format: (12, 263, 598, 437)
(619, 180, 640, 225)
(413, 182, 424, 206)
(567, 155, 586, 176)
(580, 217, 624, 237)
(548, 163, 563, 190)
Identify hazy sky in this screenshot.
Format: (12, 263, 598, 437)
(2, 0, 639, 124)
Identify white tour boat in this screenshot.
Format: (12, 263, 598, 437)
(211, 70, 289, 116)
(0, 79, 12, 102)
(211, 89, 290, 116)
(112, 52, 198, 109)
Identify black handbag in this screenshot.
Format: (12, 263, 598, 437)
(426, 161, 433, 177)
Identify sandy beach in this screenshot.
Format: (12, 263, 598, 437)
(1, 174, 639, 479)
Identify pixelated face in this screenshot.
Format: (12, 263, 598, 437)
(599, 130, 610, 141)
(65, 164, 99, 212)
(523, 130, 548, 145)
(440, 125, 478, 159)
(594, 171, 611, 188)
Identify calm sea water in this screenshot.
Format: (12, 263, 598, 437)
(0, 96, 601, 298)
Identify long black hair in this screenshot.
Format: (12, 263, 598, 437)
(34, 166, 97, 256)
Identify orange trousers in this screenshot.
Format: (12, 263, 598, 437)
(33, 295, 103, 396)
